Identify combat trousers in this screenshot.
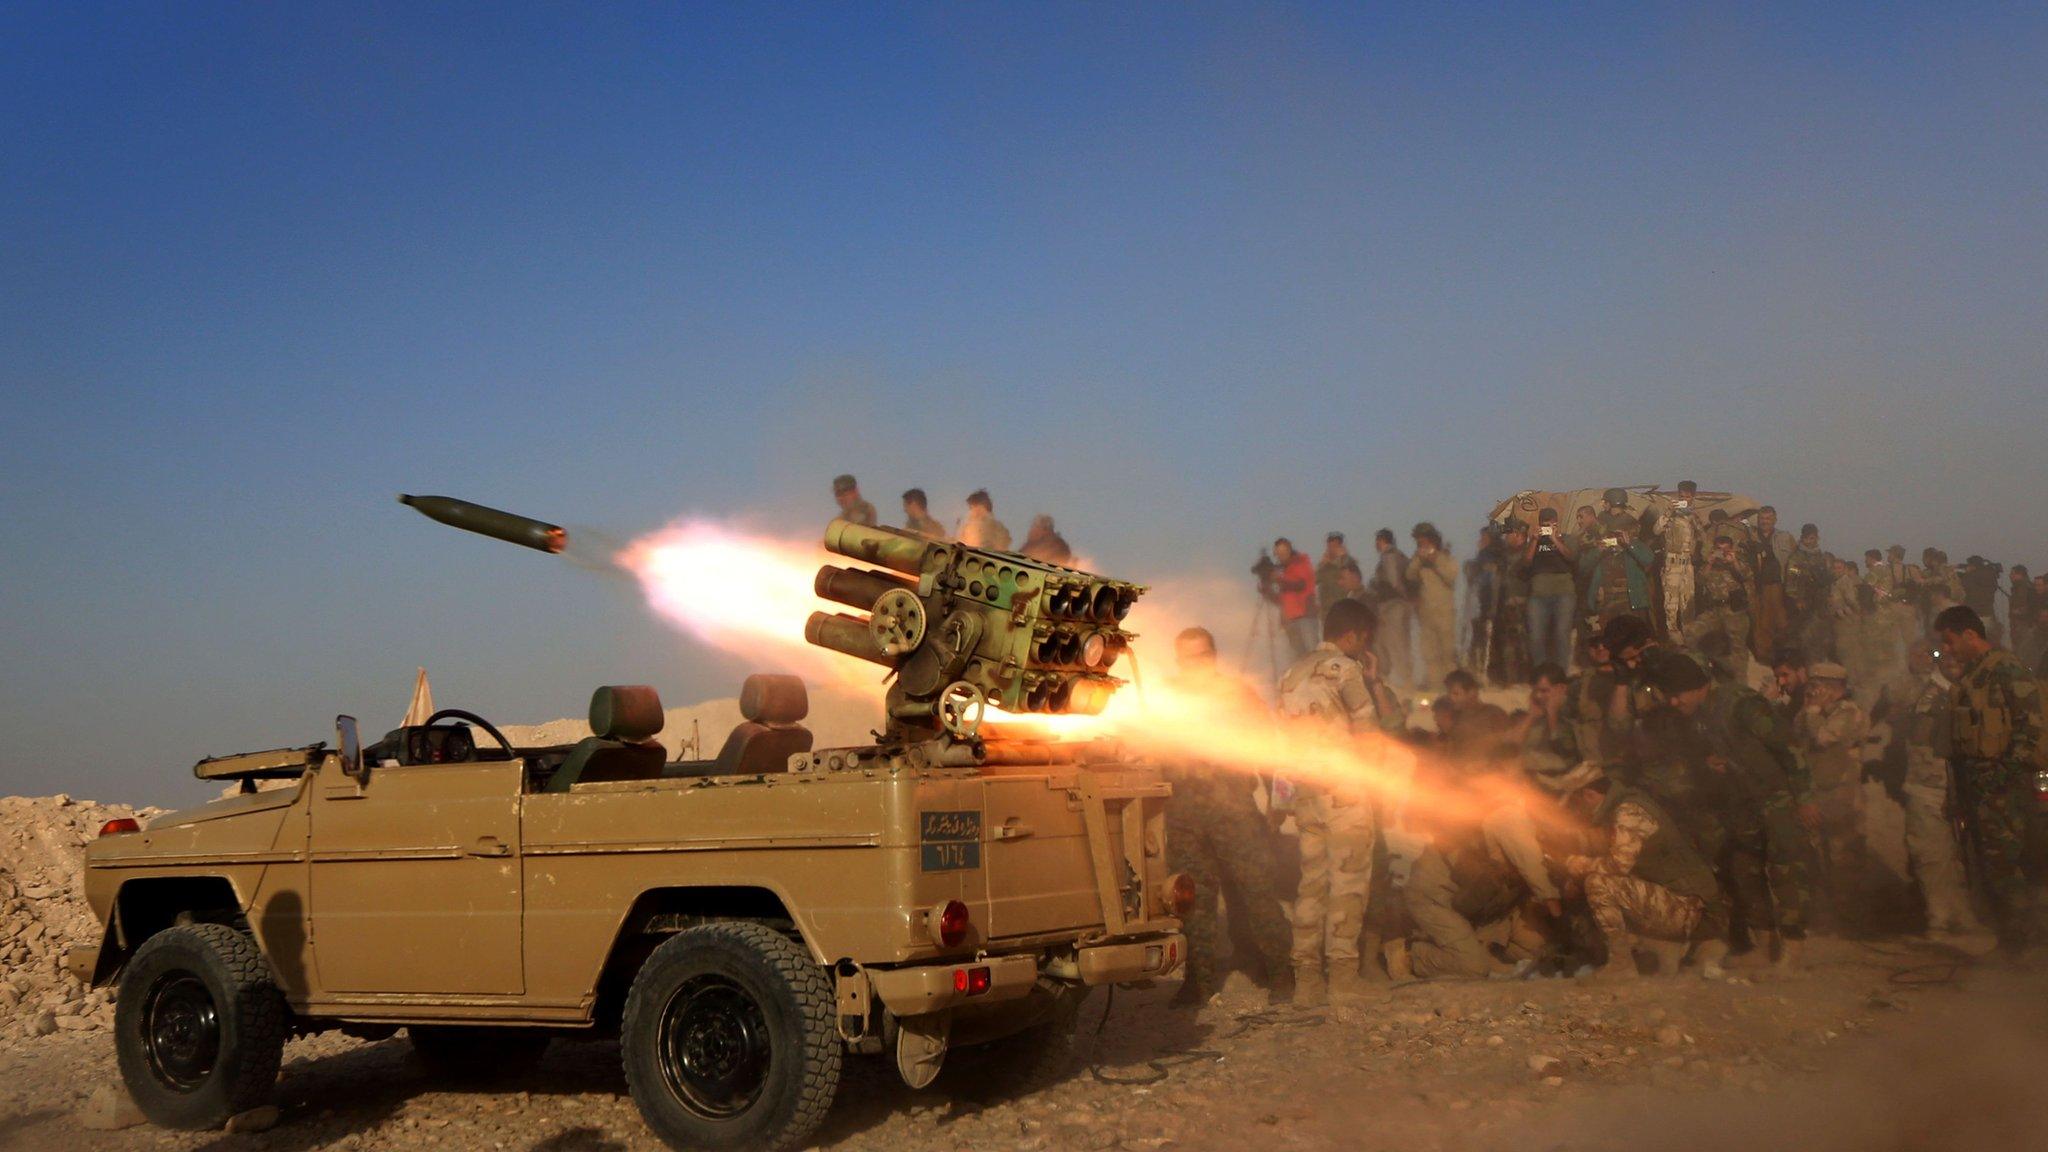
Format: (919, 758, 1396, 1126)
(1953, 758, 2036, 945)
(1720, 792, 1810, 938)
(1900, 756, 1982, 933)
(1582, 872, 1703, 944)
(1168, 790, 1293, 990)
(1417, 607, 1457, 689)
(1291, 791, 1376, 970)
(1662, 562, 1695, 636)
(1375, 602, 1415, 690)
(1404, 848, 1491, 979)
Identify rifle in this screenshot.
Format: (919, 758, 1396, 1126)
(1949, 761, 1985, 902)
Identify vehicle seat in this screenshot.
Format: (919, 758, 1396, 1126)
(546, 685, 667, 791)
(711, 675, 813, 776)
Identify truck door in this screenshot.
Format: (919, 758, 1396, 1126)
(308, 759, 525, 996)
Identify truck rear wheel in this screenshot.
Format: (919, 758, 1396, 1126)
(114, 924, 287, 1130)
(621, 922, 840, 1152)
(408, 1026, 550, 1082)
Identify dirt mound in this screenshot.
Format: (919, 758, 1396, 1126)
(0, 795, 162, 1047)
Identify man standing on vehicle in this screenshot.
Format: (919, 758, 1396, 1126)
(1935, 605, 2044, 958)
(1316, 533, 1353, 623)
(1405, 522, 1459, 689)
(1165, 627, 1294, 1007)
(1277, 598, 1403, 1006)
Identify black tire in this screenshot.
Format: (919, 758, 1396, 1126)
(114, 923, 287, 1130)
(408, 1026, 551, 1083)
(620, 922, 840, 1152)
(962, 984, 1089, 1090)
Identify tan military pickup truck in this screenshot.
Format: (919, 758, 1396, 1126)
(69, 507, 1187, 1152)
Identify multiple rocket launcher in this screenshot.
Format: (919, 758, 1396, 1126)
(806, 519, 1144, 729)
(398, 496, 1147, 737)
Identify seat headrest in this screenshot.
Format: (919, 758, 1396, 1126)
(589, 685, 664, 743)
(739, 674, 808, 724)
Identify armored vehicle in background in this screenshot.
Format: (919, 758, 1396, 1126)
(70, 499, 1188, 1152)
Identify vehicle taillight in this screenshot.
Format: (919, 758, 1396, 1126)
(928, 900, 970, 948)
(99, 819, 140, 837)
(951, 966, 992, 996)
(2035, 770, 2048, 811)
(1165, 872, 1198, 918)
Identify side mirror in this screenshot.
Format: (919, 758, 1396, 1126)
(336, 715, 366, 780)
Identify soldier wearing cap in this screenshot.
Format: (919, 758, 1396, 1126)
(831, 474, 877, 527)
(1794, 661, 1869, 929)
(1870, 637, 1992, 944)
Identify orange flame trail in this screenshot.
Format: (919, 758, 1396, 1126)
(614, 520, 1550, 834)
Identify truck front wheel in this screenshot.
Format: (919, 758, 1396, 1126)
(621, 922, 840, 1152)
(113, 924, 287, 1130)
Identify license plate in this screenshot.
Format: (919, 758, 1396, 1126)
(920, 810, 981, 872)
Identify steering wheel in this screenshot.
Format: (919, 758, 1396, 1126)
(420, 708, 516, 761)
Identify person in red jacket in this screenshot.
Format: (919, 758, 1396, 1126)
(1271, 537, 1320, 657)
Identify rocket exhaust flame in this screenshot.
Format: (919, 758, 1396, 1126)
(613, 519, 1554, 834)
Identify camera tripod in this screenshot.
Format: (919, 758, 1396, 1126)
(1241, 595, 1286, 685)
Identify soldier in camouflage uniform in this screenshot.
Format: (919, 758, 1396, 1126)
(1490, 519, 1533, 685)
(1783, 524, 1834, 660)
(831, 474, 878, 527)
(1276, 597, 1403, 1006)
(1561, 754, 1731, 979)
(1164, 628, 1294, 1006)
(1684, 535, 1754, 657)
(1796, 662, 1871, 931)
(1934, 605, 2045, 955)
(1657, 481, 1703, 637)
(1871, 638, 1991, 942)
(1668, 643, 1814, 970)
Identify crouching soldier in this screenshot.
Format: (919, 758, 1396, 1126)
(1560, 753, 1731, 978)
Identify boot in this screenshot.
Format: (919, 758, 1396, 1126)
(1692, 939, 1730, 980)
(1727, 930, 1775, 969)
(1772, 935, 1804, 972)
(1643, 938, 1688, 977)
(1383, 937, 1415, 981)
(1589, 933, 1639, 981)
(1291, 964, 1327, 1009)
(1328, 964, 1377, 1004)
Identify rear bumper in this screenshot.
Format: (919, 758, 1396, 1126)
(868, 932, 1184, 1017)
(64, 945, 100, 987)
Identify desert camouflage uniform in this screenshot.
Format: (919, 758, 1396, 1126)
(1566, 789, 1727, 947)
(1948, 648, 2045, 947)
(1277, 642, 1401, 973)
(1875, 672, 1985, 934)
(1700, 682, 1812, 939)
(1797, 696, 1871, 871)
(1658, 506, 1701, 636)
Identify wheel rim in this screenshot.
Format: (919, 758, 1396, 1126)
(142, 973, 221, 1092)
(656, 975, 772, 1120)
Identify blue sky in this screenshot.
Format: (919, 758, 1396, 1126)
(4, 4, 2045, 802)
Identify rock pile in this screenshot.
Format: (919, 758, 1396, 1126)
(0, 794, 161, 1047)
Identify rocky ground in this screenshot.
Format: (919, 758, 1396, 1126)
(3, 934, 2044, 1152)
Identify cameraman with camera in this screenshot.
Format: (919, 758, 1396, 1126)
(1520, 507, 1578, 670)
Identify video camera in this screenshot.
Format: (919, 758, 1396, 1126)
(1251, 549, 1281, 602)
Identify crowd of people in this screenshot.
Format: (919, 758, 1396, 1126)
(1175, 482, 2046, 1008)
